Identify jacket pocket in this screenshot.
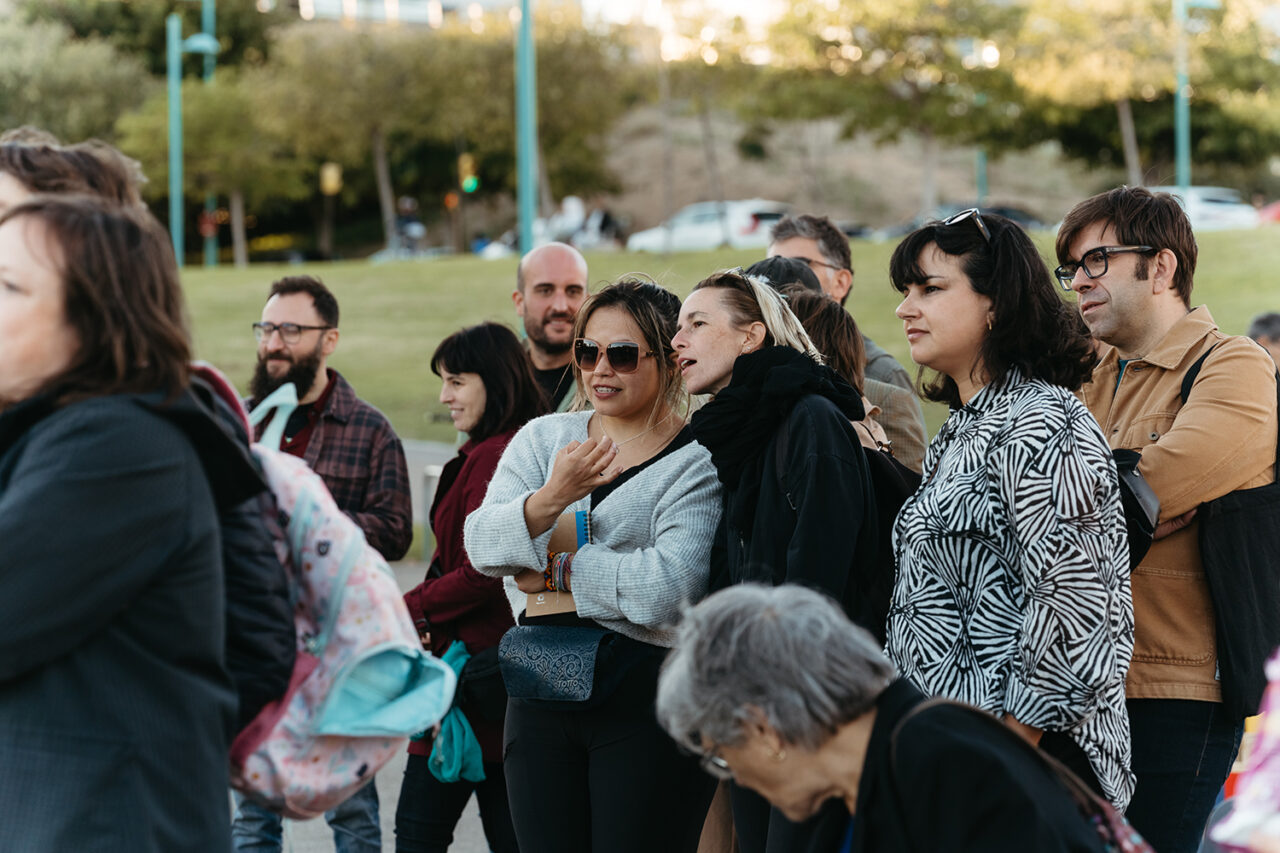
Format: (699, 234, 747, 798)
(0, 728, 144, 851)
(1119, 411, 1178, 449)
(1129, 562, 1215, 666)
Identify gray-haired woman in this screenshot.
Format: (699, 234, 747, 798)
(656, 585, 1120, 853)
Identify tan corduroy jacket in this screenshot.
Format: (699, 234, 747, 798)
(1078, 306, 1278, 702)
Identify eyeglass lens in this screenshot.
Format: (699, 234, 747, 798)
(574, 339, 642, 373)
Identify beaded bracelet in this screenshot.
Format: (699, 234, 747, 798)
(543, 551, 574, 592)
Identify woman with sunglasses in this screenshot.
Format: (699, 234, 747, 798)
(464, 277, 721, 853)
(671, 270, 878, 853)
(394, 323, 546, 853)
(884, 210, 1135, 810)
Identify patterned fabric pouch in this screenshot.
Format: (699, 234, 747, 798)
(498, 625, 615, 703)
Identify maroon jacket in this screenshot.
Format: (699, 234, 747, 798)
(403, 429, 517, 762)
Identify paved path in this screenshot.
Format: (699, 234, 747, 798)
(272, 558, 491, 853)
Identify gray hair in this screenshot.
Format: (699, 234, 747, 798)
(769, 214, 853, 275)
(1249, 312, 1280, 342)
(656, 584, 896, 754)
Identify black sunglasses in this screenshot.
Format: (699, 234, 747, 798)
(941, 207, 992, 243)
(1053, 245, 1156, 291)
(573, 338, 655, 374)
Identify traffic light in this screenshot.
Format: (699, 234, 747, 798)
(458, 153, 479, 193)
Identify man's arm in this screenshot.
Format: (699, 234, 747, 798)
(1139, 337, 1277, 519)
(347, 424, 413, 561)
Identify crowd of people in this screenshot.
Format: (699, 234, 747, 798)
(0, 126, 1278, 853)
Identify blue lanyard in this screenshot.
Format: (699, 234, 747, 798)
(838, 816, 855, 853)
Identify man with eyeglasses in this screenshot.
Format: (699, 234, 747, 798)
(514, 242, 589, 411)
(767, 213, 927, 470)
(235, 274, 412, 853)
(1057, 186, 1278, 853)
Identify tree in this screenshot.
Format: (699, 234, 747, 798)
(0, 19, 153, 141)
(18, 0, 282, 76)
(116, 74, 308, 266)
(762, 0, 1027, 211)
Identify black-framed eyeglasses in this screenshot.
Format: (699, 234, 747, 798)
(941, 207, 992, 243)
(1053, 245, 1155, 291)
(573, 338, 655, 374)
(252, 322, 333, 344)
(788, 255, 845, 274)
(699, 747, 733, 781)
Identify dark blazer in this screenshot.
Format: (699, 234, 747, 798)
(819, 679, 1107, 853)
(0, 392, 245, 852)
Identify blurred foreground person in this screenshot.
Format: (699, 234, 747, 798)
(886, 210, 1134, 810)
(0, 137, 145, 213)
(657, 584, 1122, 853)
(0, 196, 259, 850)
(394, 323, 546, 853)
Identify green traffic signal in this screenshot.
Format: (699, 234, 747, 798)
(462, 175, 479, 193)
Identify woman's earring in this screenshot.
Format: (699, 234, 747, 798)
(987, 315, 993, 331)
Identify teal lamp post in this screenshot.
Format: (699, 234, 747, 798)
(515, 0, 538, 253)
(200, 0, 218, 268)
(166, 13, 219, 265)
(1173, 0, 1221, 195)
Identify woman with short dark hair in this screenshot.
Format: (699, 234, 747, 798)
(0, 195, 261, 850)
(885, 210, 1134, 809)
(394, 322, 546, 853)
(657, 584, 1117, 853)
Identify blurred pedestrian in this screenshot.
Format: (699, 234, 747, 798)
(767, 214, 927, 467)
(1057, 187, 1279, 851)
(674, 270, 877, 853)
(1248, 311, 1280, 366)
(466, 277, 721, 853)
(657, 584, 1118, 853)
(886, 209, 1134, 810)
(394, 322, 547, 853)
(0, 195, 257, 851)
(514, 242, 589, 411)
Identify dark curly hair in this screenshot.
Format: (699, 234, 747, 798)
(890, 212, 1095, 408)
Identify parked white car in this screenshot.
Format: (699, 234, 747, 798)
(626, 200, 791, 252)
(1147, 186, 1260, 232)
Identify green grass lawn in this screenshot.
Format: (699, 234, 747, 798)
(184, 227, 1280, 443)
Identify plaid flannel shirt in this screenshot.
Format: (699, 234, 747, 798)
(254, 369, 413, 561)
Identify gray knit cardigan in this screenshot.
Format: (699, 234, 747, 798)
(464, 411, 721, 647)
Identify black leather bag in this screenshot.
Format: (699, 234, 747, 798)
(455, 645, 507, 722)
(1181, 348, 1280, 719)
(1113, 448, 1160, 569)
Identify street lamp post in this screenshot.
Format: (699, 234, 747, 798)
(515, 0, 538, 253)
(166, 13, 219, 265)
(201, 0, 218, 269)
(1173, 0, 1222, 195)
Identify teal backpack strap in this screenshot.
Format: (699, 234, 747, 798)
(248, 383, 299, 451)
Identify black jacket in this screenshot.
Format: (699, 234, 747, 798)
(693, 347, 878, 625)
(813, 679, 1107, 853)
(188, 375, 296, 735)
(0, 390, 258, 851)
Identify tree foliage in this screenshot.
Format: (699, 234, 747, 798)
(0, 19, 153, 142)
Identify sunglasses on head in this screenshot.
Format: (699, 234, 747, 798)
(573, 338, 655, 374)
(941, 207, 992, 243)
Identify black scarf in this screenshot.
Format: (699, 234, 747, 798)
(691, 346, 864, 492)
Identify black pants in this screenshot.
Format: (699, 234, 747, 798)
(394, 753, 518, 853)
(502, 655, 717, 853)
(1124, 699, 1244, 853)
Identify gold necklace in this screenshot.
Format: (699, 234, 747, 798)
(600, 411, 679, 447)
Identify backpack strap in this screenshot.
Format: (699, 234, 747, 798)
(249, 383, 300, 451)
(774, 413, 796, 510)
(1179, 342, 1280, 480)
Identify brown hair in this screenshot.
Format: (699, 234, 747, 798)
(769, 214, 854, 305)
(431, 322, 548, 441)
(782, 286, 865, 393)
(0, 140, 145, 208)
(0, 195, 191, 402)
(1055, 186, 1197, 307)
(268, 275, 340, 328)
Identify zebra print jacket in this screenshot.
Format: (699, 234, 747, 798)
(885, 370, 1135, 810)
